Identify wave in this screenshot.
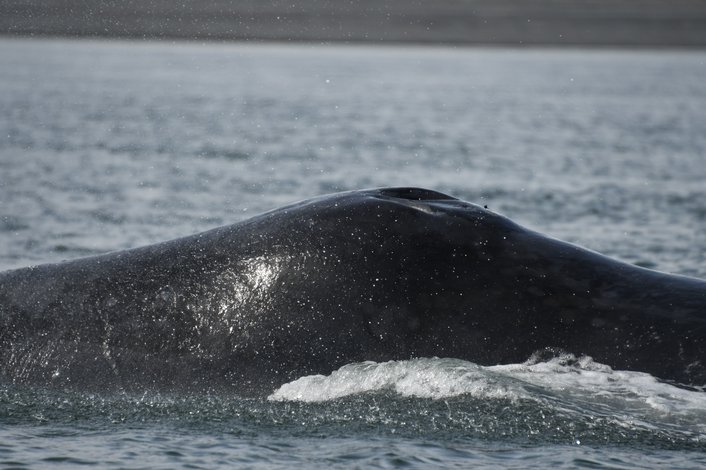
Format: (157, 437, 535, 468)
(269, 355, 706, 433)
(270, 357, 519, 402)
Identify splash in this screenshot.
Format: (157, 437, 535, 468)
(269, 357, 520, 402)
(269, 355, 706, 430)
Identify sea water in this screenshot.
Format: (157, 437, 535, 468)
(0, 37, 705, 468)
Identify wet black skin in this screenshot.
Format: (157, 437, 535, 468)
(1, 187, 705, 395)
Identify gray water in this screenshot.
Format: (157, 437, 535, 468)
(1, 37, 706, 468)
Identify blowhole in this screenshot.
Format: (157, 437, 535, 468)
(377, 187, 457, 201)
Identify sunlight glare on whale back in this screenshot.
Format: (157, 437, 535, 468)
(209, 254, 287, 319)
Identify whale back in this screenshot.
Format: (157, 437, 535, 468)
(1, 187, 705, 393)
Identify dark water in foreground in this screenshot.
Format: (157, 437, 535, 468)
(2, 359, 706, 469)
(1, 38, 706, 468)
(2, 361, 706, 469)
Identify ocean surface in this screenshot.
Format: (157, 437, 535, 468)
(1, 37, 706, 468)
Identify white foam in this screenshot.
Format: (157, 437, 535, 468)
(489, 354, 706, 416)
(268, 357, 520, 402)
(269, 355, 706, 424)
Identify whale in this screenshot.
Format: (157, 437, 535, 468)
(0, 187, 705, 395)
